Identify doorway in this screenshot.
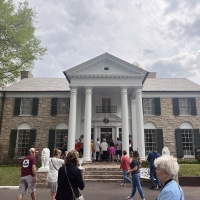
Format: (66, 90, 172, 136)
(100, 128, 112, 142)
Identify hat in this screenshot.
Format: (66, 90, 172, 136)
(29, 148, 38, 153)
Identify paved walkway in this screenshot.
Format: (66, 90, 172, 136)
(1, 182, 200, 200)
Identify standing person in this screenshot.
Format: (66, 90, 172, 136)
(48, 149, 66, 200)
(79, 136, 84, 155)
(147, 148, 161, 189)
(55, 150, 85, 200)
(17, 148, 39, 200)
(75, 139, 81, 153)
(126, 151, 145, 200)
(115, 137, 122, 161)
(94, 138, 101, 162)
(109, 139, 115, 162)
(90, 139, 95, 160)
(155, 155, 184, 200)
(62, 136, 68, 157)
(100, 138, 108, 162)
(120, 150, 132, 186)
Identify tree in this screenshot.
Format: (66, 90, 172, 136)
(0, 0, 47, 87)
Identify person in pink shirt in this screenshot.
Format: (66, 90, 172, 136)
(120, 150, 132, 186)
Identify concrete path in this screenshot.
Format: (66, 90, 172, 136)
(1, 182, 200, 200)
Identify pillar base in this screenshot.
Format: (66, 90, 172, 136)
(36, 171, 49, 188)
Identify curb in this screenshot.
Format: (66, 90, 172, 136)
(0, 186, 19, 189)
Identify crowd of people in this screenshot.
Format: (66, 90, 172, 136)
(16, 138, 185, 200)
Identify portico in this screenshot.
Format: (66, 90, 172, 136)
(64, 53, 148, 161)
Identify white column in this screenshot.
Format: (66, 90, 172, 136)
(116, 127, 119, 141)
(83, 87, 92, 162)
(136, 88, 145, 160)
(121, 87, 129, 156)
(68, 87, 77, 151)
(93, 126, 98, 160)
(131, 98, 137, 150)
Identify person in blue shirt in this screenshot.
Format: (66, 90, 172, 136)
(155, 155, 184, 200)
(147, 149, 161, 189)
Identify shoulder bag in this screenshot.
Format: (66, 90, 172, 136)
(51, 158, 58, 171)
(64, 166, 85, 200)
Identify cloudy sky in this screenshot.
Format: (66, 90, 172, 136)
(13, 0, 200, 84)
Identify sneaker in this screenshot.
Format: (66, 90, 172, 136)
(121, 183, 126, 186)
(149, 186, 155, 189)
(125, 196, 130, 199)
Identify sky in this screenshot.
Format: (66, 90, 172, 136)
(13, 0, 200, 85)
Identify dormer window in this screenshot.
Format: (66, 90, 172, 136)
(104, 67, 109, 71)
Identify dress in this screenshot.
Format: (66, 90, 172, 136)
(47, 157, 64, 192)
(55, 164, 85, 200)
(109, 142, 115, 155)
(157, 180, 184, 200)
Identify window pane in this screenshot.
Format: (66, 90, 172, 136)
(182, 129, 194, 156)
(143, 99, 155, 115)
(144, 129, 157, 156)
(179, 99, 191, 115)
(20, 99, 33, 115)
(57, 98, 70, 115)
(55, 130, 68, 149)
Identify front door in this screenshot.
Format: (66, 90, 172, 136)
(100, 128, 112, 142)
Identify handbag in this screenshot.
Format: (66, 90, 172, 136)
(64, 166, 85, 200)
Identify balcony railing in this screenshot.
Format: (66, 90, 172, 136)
(96, 106, 117, 113)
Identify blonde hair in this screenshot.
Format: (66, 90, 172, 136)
(53, 149, 61, 157)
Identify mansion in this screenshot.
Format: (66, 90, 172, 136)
(0, 53, 200, 161)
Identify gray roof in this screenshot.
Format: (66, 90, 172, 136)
(3, 78, 70, 91)
(143, 78, 200, 91)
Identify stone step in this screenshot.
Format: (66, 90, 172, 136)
(84, 171, 122, 175)
(84, 179, 124, 182)
(84, 168, 121, 171)
(84, 175, 123, 179)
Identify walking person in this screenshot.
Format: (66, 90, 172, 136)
(101, 138, 108, 162)
(147, 148, 161, 189)
(109, 139, 115, 162)
(126, 151, 145, 200)
(95, 138, 101, 162)
(47, 149, 66, 200)
(17, 148, 39, 200)
(55, 150, 85, 200)
(120, 150, 132, 186)
(115, 137, 122, 161)
(155, 155, 184, 200)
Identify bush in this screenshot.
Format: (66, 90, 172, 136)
(178, 159, 200, 164)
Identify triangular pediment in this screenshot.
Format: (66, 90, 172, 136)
(64, 53, 147, 82)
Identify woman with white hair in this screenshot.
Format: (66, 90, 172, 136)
(101, 138, 108, 162)
(155, 155, 184, 200)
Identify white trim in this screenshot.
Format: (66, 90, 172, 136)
(56, 123, 68, 130)
(144, 122, 157, 129)
(18, 123, 31, 129)
(180, 122, 193, 129)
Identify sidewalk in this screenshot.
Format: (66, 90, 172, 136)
(1, 182, 200, 200)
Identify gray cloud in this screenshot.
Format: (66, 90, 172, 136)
(143, 49, 155, 55)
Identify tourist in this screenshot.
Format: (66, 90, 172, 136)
(115, 137, 122, 161)
(75, 139, 81, 153)
(120, 150, 132, 186)
(147, 148, 161, 189)
(55, 150, 85, 200)
(155, 155, 184, 200)
(48, 149, 66, 200)
(109, 139, 115, 162)
(90, 139, 95, 159)
(17, 148, 39, 200)
(101, 138, 108, 162)
(129, 139, 133, 153)
(126, 151, 145, 200)
(95, 138, 101, 161)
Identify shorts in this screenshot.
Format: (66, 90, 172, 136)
(18, 175, 36, 194)
(116, 150, 122, 156)
(48, 181, 58, 193)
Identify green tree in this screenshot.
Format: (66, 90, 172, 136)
(0, 0, 47, 87)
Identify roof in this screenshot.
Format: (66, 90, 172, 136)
(143, 78, 200, 91)
(2, 78, 70, 92)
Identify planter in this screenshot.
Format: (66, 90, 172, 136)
(179, 176, 200, 186)
(78, 158, 84, 169)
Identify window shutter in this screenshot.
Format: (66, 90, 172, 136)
(156, 129, 163, 154)
(155, 98, 161, 115)
(190, 98, 197, 115)
(13, 98, 21, 116)
(9, 130, 18, 158)
(28, 130, 37, 150)
(51, 98, 57, 116)
(32, 98, 39, 116)
(48, 129, 55, 157)
(172, 98, 180, 116)
(175, 129, 184, 158)
(193, 129, 200, 148)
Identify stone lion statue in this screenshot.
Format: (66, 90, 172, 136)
(38, 148, 50, 172)
(162, 146, 170, 156)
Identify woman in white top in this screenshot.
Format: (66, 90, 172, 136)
(100, 138, 108, 162)
(47, 149, 66, 200)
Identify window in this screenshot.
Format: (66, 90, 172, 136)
(51, 98, 70, 116)
(179, 99, 191, 115)
(55, 129, 68, 149)
(144, 129, 157, 155)
(143, 99, 155, 115)
(20, 98, 33, 115)
(181, 129, 194, 156)
(16, 130, 30, 157)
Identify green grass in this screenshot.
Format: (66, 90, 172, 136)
(179, 164, 200, 176)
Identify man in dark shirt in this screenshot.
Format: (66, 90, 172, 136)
(147, 148, 161, 189)
(17, 148, 38, 200)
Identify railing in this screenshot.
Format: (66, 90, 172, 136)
(96, 106, 117, 113)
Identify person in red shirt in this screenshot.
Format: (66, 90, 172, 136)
(75, 139, 81, 153)
(120, 150, 132, 186)
(17, 148, 38, 200)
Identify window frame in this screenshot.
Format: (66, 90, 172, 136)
(19, 98, 33, 116)
(178, 98, 191, 116)
(143, 98, 156, 116)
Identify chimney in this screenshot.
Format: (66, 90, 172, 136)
(21, 71, 34, 80)
(147, 72, 157, 78)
